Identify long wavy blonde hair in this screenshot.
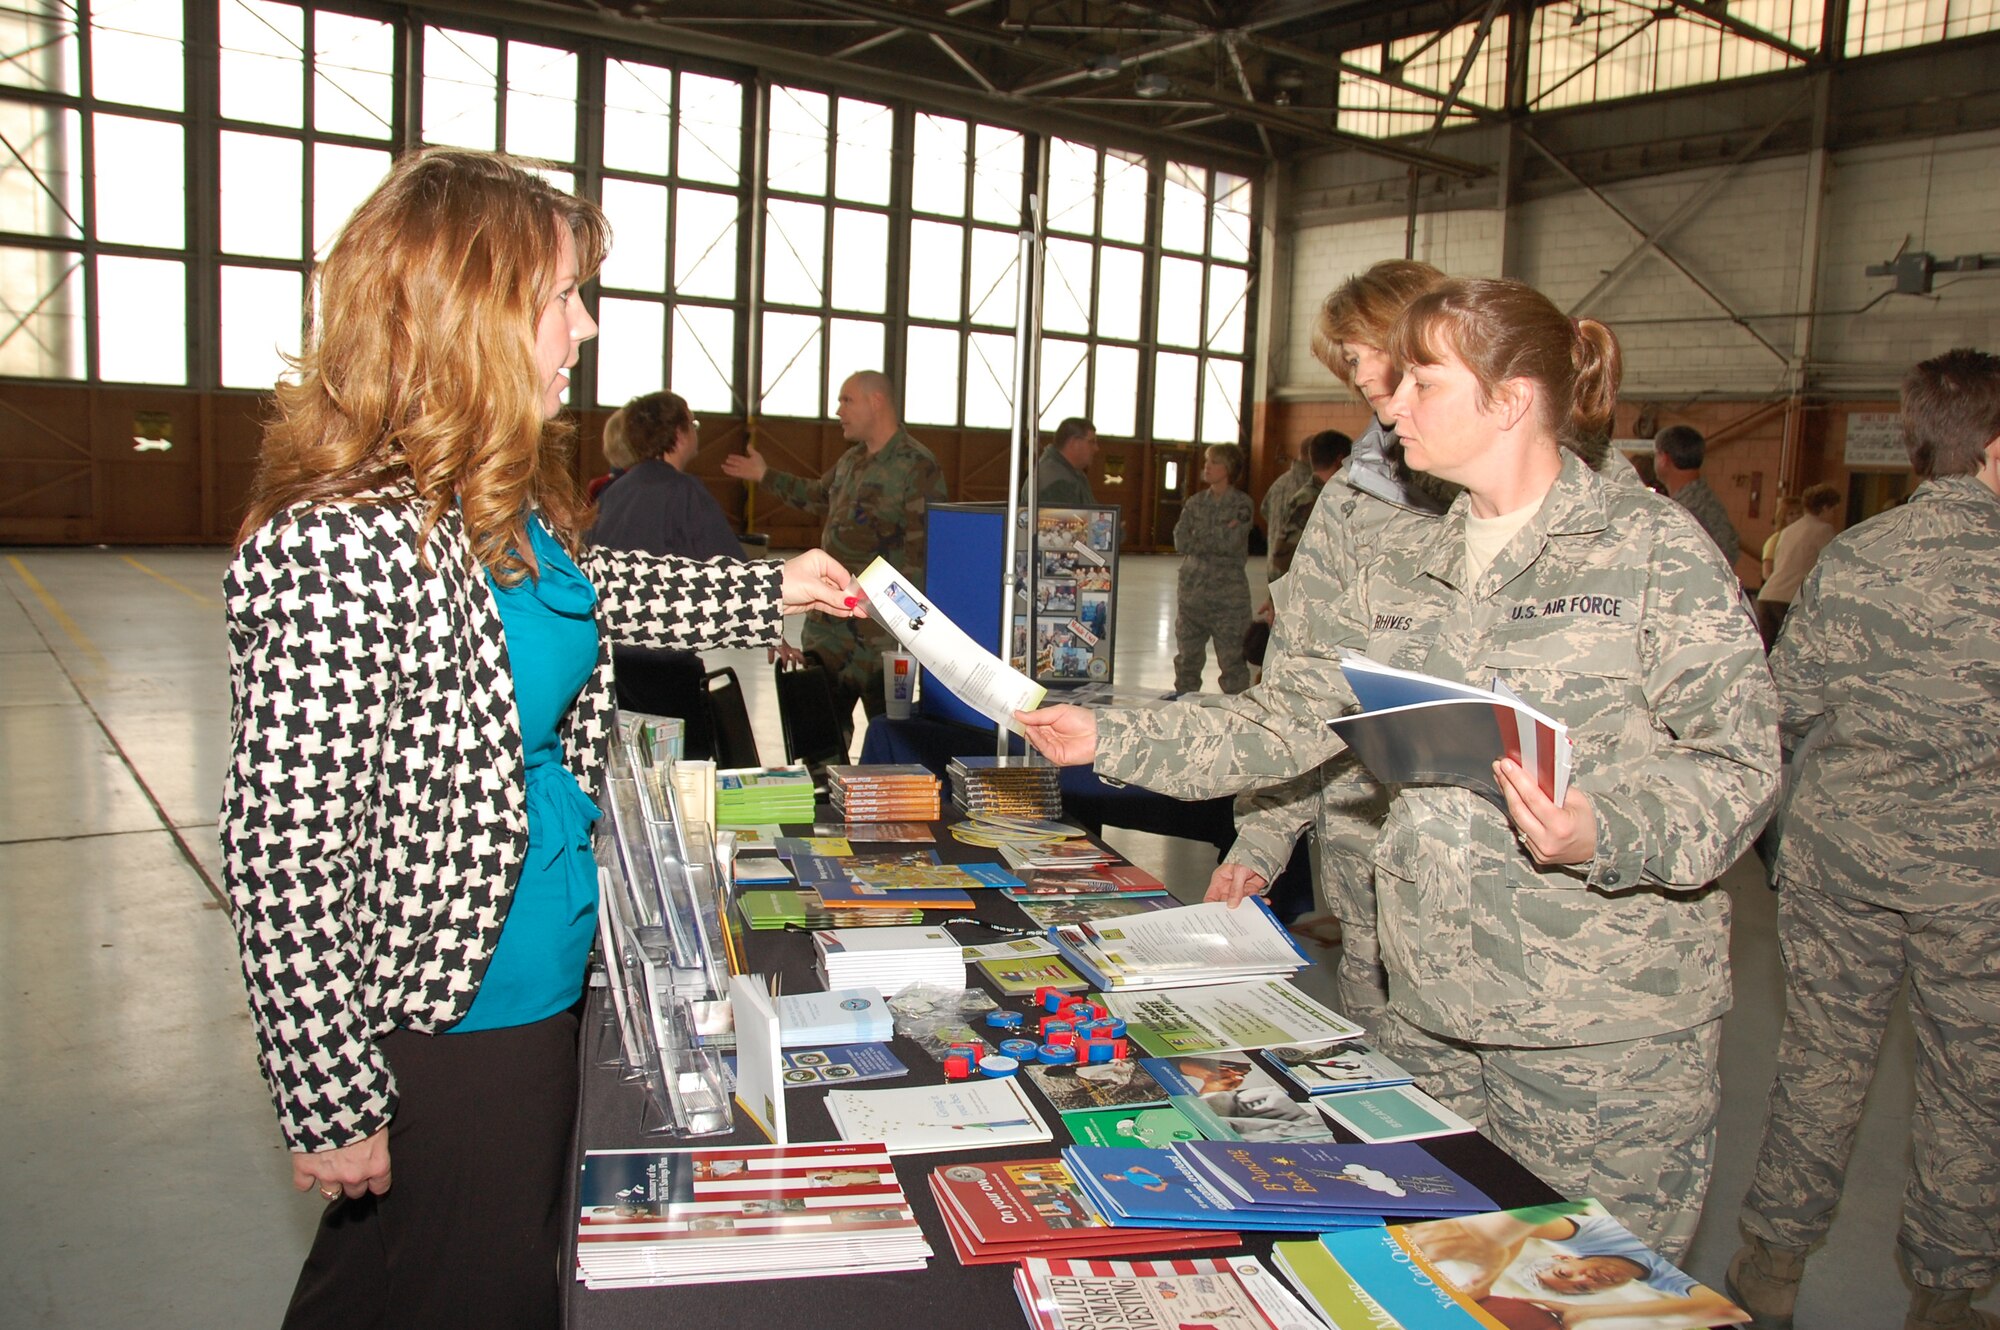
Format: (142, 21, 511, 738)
(238, 148, 610, 584)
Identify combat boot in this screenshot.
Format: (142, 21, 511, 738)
(1905, 1286, 2000, 1330)
(1724, 1230, 1809, 1330)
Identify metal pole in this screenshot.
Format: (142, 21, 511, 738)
(744, 79, 768, 531)
(998, 196, 1040, 757)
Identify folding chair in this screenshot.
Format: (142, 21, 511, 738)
(773, 659, 851, 786)
(700, 666, 761, 769)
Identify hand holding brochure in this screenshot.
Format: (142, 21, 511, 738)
(1329, 653, 1572, 804)
(855, 558, 1046, 733)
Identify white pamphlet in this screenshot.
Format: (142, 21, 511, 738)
(855, 558, 1047, 733)
(1103, 979, 1365, 1058)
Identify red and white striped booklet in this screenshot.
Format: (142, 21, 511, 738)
(575, 1141, 930, 1288)
(1013, 1253, 1324, 1330)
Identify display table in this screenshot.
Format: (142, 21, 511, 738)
(560, 821, 1561, 1329)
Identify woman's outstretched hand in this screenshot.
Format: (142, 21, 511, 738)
(779, 550, 858, 617)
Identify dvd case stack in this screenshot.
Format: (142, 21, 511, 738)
(827, 764, 942, 822)
(948, 754, 1063, 820)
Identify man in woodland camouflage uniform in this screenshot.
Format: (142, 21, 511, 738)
(1729, 349, 2000, 1330)
(724, 371, 946, 739)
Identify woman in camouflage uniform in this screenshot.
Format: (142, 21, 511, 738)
(1020, 279, 1778, 1259)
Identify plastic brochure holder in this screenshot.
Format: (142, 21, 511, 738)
(592, 712, 735, 1138)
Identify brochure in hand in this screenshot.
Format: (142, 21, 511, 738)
(856, 556, 1047, 733)
(1328, 653, 1572, 805)
(926, 1157, 1239, 1266)
(1280, 1198, 1748, 1330)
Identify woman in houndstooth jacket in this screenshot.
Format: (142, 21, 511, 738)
(221, 148, 854, 1329)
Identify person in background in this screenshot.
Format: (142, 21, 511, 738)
(1019, 278, 1778, 1258)
(586, 405, 635, 501)
(586, 390, 741, 561)
(220, 148, 855, 1330)
(1260, 431, 1315, 584)
(1753, 483, 1842, 649)
(1264, 429, 1352, 585)
(1172, 442, 1255, 695)
(1729, 349, 2000, 1330)
(1037, 416, 1099, 507)
(1653, 424, 1741, 569)
(722, 371, 947, 745)
(1760, 495, 1803, 587)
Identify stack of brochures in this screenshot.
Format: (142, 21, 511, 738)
(773, 987, 895, 1047)
(948, 754, 1063, 819)
(826, 1077, 1052, 1155)
(814, 924, 965, 996)
(1045, 899, 1312, 992)
(574, 1142, 931, 1288)
(927, 1157, 1241, 1265)
(1271, 1198, 1748, 1330)
(828, 764, 941, 822)
(1015, 1254, 1319, 1330)
(714, 764, 816, 824)
(1065, 1139, 1496, 1232)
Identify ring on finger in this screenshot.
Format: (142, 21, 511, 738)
(319, 1186, 339, 1199)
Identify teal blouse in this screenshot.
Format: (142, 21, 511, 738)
(452, 516, 602, 1033)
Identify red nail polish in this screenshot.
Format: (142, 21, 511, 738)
(843, 594, 859, 607)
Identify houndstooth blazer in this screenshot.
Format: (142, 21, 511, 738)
(221, 494, 782, 1152)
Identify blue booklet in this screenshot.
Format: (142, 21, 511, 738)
(1175, 1140, 1495, 1218)
(1063, 1145, 1380, 1233)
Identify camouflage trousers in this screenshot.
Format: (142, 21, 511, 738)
(1313, 797, 1389, 1035)
(1740, 882, 2000, 1290)
(804, 611, 893, 744)
(1173, 589, 1251, 694)
(1373, 1009, 1722, 1262)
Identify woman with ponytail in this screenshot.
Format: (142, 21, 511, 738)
(1021, 278, 1778, 1259)
(222, 148, 854, 1328)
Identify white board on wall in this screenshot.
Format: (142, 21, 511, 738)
(1843, 413, 1908, 470)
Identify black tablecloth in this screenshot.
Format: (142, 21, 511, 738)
(561, 823, 1562, 1329)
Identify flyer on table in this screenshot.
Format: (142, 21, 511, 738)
(855, 558, 1046, 733)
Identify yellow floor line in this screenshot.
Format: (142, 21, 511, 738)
(121, 554, 220, 608)
(5, 555, 109, 673)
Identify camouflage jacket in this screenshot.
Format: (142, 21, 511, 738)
(1672, 477, 1740, 567)
(1168, 486, 1248, 600)
(1771, 475, 2000, 910)
(1261, 457, 1314, 582)
(1099, 450, 1780, 1045)
(762, 428, 947, 585)
(1266, 475, 1325, 581)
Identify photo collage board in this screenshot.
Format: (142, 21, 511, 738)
(1009, 506, 1120, 687)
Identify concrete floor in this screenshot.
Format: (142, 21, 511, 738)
(0, 545, 1967, 1328)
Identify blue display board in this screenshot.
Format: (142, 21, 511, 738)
(920, 503, 1007, 729)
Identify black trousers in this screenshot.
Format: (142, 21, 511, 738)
(283, 1011, 580, 1330)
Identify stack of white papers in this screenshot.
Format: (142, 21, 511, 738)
(774, 988, 895, 1047)
(826, 1078, 1052, 1155)
(813, 925, 965, 998)
(1045, 898, 1312, 991)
